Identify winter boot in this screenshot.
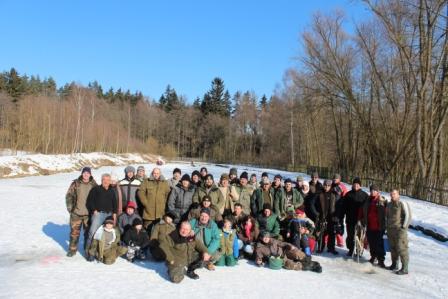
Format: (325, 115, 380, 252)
(369, 257, 376, 264)
(346, 250, 353, 257)
(186, 270, 199, 280)
(311, 261, 323, 273)
(396, 263, 408, 275)
(328, 249, 338, 255)
(387, 262, 398, 271)
(377, 260, 386, 268)
(66, 250, 76, 257)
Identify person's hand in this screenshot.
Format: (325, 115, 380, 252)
(286, 232, 290, 238)
(189, 230, 195, 237)
(203, 253, 211, 261)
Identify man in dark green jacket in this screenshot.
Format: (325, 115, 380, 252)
(251, 180, 274, 216)
(257, 203, 280, 239)
(192, 174, 224, 212)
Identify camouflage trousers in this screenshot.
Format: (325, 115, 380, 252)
(387, 228, 409, 270)
(69, 213, 89, 253)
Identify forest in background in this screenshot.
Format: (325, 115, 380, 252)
(1, 0, 448, 204)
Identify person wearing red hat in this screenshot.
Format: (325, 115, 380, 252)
(287, 209, 316, 256)
(117, 201, 142, 235)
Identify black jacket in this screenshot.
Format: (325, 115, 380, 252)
(86, 185, 117, 214)
(342, 189, 369, 224)
(123, 227, 150, 248)
(304, 193, 319, 222)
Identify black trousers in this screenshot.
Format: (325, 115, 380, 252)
(366, 230, 385, 262)
(346, 222, 356, 253)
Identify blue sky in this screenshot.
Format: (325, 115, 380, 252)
(0, 0, 368, 102)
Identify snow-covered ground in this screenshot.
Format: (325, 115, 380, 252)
(1, 162, 447, 299)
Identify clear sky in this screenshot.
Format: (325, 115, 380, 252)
(0, 0, 368, 102)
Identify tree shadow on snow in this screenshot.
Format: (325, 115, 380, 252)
(42, 222, 70, 252)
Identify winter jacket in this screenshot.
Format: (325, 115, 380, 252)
(117, 212, 141, 234)
(386, 200, 412, 230)
(86, 185, 117, 214)
(167, 185, 195, 222)
(276, 188, 304, 218)
(257, 214, 280, 238)
(234, 184, 254, 215)
(317, 191, 339, 222)
(168, 178, 180, 189)
(119, 177, 141, 209)
(359, 195, 386, 231)
(192, 184, 225, 211)
(190, 218, 221, 254)
(149, 220, 176, 247)
(89, 226, 122, 261)
(304, 193, 319, 222)
(188, 204, 223, 223)
(65, 176, 97, 216)
(309, 180, 323, 195)
(237, 216, 259, 244)
(218, 184, 239, 214)
(159, 229, 209, 266)
(138, 175, 170, 221)
(123, 226, 150, 248)
(343, 189, 369, 224)
(255, 238, 293, 263)
(220, 229, 239, 259)
(251, 188, 275, 216)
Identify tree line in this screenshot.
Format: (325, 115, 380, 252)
(1, 0, 447, 204)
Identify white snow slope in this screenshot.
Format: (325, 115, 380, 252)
(0, 162, 447, 299)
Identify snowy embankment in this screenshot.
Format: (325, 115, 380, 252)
(0, 160, 447, 298)
(0, 151, 157, 178)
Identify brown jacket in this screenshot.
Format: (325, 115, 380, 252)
(138, 175, 170, 221)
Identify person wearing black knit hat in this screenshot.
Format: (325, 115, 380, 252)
(123, 216, 150, 262)
(256, 203, 280, 239)
(167, 172, 195, 224)
(191, 170, 201, 188)
(148, 211, 177, 261)
(168, 168, 182, 189)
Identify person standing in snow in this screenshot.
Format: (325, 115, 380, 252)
(251, 179, 274, 216)
(234, 172, 254, 215)
(359, 184, 386, 267)
(138, 167, 171, 232)
(342, 177, 369, 256)
(110, 172, 123, 216)
(192, 174, 224, 212)
(249, 173, 258, 190)
(168, 168, 182, 189)
(167, 174, 195, 223)
(119, 166, 141, 213)
(229, 167, 239, 186)
(303, 181, 319, 223)
(191, 170, 201, 188)
(309, 172, 324, 195)
(65, 167, 97, 257)
(85, 173, 118, 254)
(296, 176, 304, 194)
(386, 189, 411, 275)
(136, 166, 146, 182)
(218, 173, 239, 216)
(316, 179, 340, 254)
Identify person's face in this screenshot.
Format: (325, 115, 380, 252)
(221, 179, 229, 187)
(105, 223, 113, 230)
(127, 171, 134, 179)
(324, 184, 331, 192)
(371, 190, 379, 197)
(240, 178, 248, 186)
(234, 206, 242, 216)
(135, 224, 143, 230)
(223, 220, 232, 230)
(205, 177, 213, 187)
(82, 172, 91, 182)
(303, 185, 310, 193)
(126, 207, 135, 215)
(174, 172, 181, 180)
(181, 180, 190, 188)
(179, 223, 191, 237)
(202, 200, 211, 207)
(296, 181, 303, 187)
(137, 169, 145, 177)
(263, 209, 271, 217)
(334, 178, 340, 184)
(192, 175, 199, 183)
(390, 190, 399, 201)
(201, 169, 207, 177)
(353, 183, 361, 191)
(229, 174, 236, 180)
(152, 168, 161, 180)
(251, 176, 257, 183)
(274, 178, 281, 187)
(200, 212, 210, 224)
(299, 226, 306, 234)
(165, 216, 173, 224)
(262, 236, 270, 243)
(262, 183, 270, 191)
(285, 182, 292, 191)
(102, 176, 111, 188)
(312, 176, 318, 182)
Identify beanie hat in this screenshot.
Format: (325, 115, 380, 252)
(200, 207, 211, 216)
(262, 203, 272, 211)
(205, 174, 214, 181)
(173, 168, 181, 174)
(137, 166, 145, 172)
(261, 172, 269, 178)
(180, 174, 191, 182)
(124, 166, 136, 174)
(200, 167, 208, 173)
(274, 174, 282, 180)
(296, 176, 304, 182)
(81, 167, 91, 175)
(132, 218, 143, 226)
(250, 173, 257, 178)
(352, 177, 362, 185)
(104, 216, 114, 225)
(229, 168, 238, 176)
(295, 209, 305, 216)
(240, 171, 249, 180)
(260, 230, 271, 238)
(284, 178, 292, 184)
(126, 201, 137, 209)
(220, 173, 230, 181)
(164, 211, 177, 220)
(191, 170, 200, 177)
(370, 184, 380, 192)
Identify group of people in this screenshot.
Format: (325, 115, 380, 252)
(65, 165, 411, 283)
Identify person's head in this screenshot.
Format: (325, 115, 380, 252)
(302, 181, 310, 194)
(333, 173, 341, 184)
(164, 212, 176, 224)
(101, 173, 111, 189)
(126, 201, 137, 215)
(180, 174, 191, 188)
(179, 221, 192, 237)
(250, 173, 257, 184)
(261, 172, 269, 180)
(240, 172, 249, 186)
(229, 168, 238, 180)
(199, 208, 211, 224)
(263, 203, 272, 217)
(295, 208, 306, 219)
(223, 217, 233, 230)
(284, 178, 293, 191)
(262, 180, 271, 191)
(311, 172, 319, 183)
(390, 189, 400, 202)
(370, 184, 380, 197)
(205, 174, 214, 188)
(200, 167, 208, 177)
(152, 168, 161, 180)
(220, 173, 229, 187)
(352, 177, 362, 191)
(125, 166, 135, 179)
(234, 203, 243, 216)
(132, 218, 143, 231)
(296, 176, 304, 187)
(273, 174, 282, 187)
(323, 179, 332, 192)
(191, 170, 200, 183)
(173, 168, 181, 180)
(81, 167, 92, 182)
(104, 216, 114, 229)
(201, 195, 212, 207)
(260, 231, 271, 244)
(110, 173, 119, 186)
(137, 166, 145, 178)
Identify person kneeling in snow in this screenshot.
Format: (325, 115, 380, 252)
(159, 221, 211, 283)
(117, 201, 141, 235)
(122, 218, 150, 262)
(149, 212, 177, 261)
(287, 209, 316, 256)
(255, 231, 322, 273)
(236, 215, 259, 259)
(216, 217, 239, 266)
(88, 216, 127, 264)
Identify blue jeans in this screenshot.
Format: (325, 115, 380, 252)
(86, 212, 111, 251)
